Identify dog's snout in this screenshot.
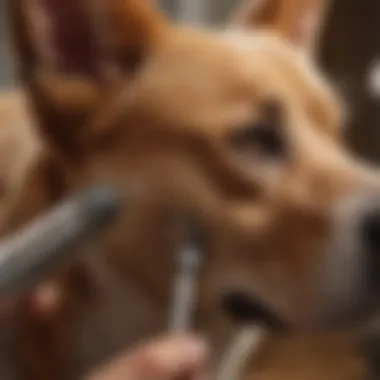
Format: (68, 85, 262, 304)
(362, 212, 380, 254)
(324, 193, 380, 322)
(361, 211, 380, 292)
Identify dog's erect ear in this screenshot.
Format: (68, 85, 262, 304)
(10, 0, 167, 80)
(230, 0, 329, 54)
(9, 0, 168, 158)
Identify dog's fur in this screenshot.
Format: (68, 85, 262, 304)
(0, 0, 379, 379)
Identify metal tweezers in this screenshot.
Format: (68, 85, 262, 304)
(168, 219, 204, 331)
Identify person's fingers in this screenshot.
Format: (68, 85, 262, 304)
(28, 282, 62, 317)
(0, 282, 61, 318)
(88, 334, 209, 380)
(128, 334, 208, 379)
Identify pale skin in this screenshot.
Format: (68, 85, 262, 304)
(87, 335, 209, 380)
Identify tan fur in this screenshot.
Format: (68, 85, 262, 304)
(0, 91, 41, 209)
(0, 0, 378, 379)
(241, 330, 368, 380)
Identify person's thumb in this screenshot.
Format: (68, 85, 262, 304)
(88, 334, 209, 380)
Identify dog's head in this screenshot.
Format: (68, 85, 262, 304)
(9, 0, 380, 330)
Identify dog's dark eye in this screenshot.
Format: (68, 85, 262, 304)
(229, 100, 286, 158)
(229, 124, 285, 157)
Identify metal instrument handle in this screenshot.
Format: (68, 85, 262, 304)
(168, 220, 204, 332)
(0, 186, 120, 295)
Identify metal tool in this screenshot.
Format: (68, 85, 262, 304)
(217, 326, 267, 380)
(0, 186, 120, 295)
(168, 219, 204, 331)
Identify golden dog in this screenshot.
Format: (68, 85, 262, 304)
(0, 0, 377, 379)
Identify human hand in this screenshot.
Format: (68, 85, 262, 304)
(0, 282, 60, 318)
(88, 334, 209, 380)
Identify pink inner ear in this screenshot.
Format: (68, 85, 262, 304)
(41, 0, 101, 76)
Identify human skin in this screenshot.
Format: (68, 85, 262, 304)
(86, 334, 209, 380)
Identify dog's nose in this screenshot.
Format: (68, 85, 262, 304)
(362, 212, 380, 254)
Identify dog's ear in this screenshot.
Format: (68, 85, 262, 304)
(230, 0, 329, 54)
(10, 0, 168, 158)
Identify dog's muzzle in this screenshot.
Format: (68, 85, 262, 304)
(317, 190, 380, 326)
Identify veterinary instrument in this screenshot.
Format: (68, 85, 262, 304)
(168, 218, 204, 331)
(167, 219, 268, 380)
(217, 326, 267, 380)
(0, 186, 119, 295)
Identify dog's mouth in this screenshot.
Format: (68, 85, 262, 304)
(220, 290, 380, 332)
(220, 291, 286, 330)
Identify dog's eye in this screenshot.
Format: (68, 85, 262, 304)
(229, 100, 286, 158)
(229, 123, 285, 157)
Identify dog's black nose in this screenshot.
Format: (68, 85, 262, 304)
(220, 291, 283, 328)
(362, 212, 380, 254)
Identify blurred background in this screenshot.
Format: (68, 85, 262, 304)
(0, 0, 14, 87)
(0, 0, 379, 161)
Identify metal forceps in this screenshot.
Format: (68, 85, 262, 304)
(168, 219, 205, 331)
